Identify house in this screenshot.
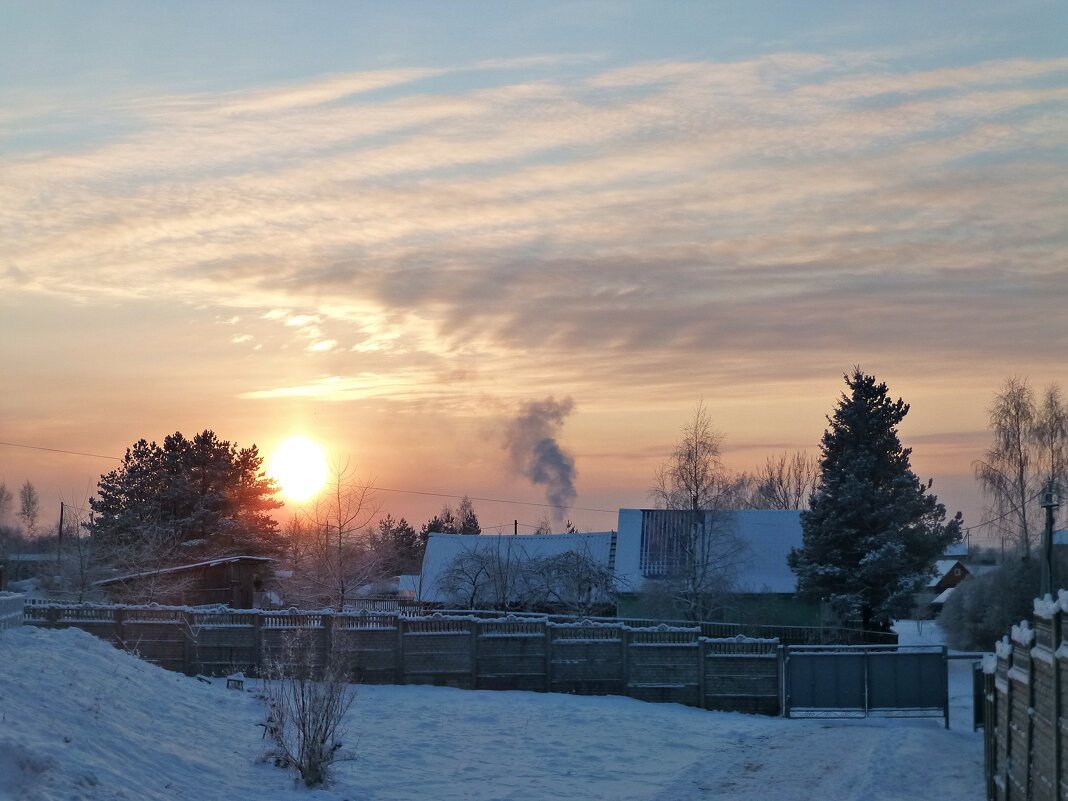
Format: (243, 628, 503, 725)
(404, 530, 615, 610)
(94, 555, 274, 608)
(928, 559, 971, 594)
(403, 508, 817, 625)
(613, 508, 816, 624)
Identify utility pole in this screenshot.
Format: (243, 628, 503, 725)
(1040, 481, 1060, 597)
(56, 501, 65, 571)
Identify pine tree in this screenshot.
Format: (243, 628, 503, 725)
(788, 369, 962, 631)
(89, 430, 283, 565)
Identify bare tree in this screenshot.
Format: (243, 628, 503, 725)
(18, 481, 39, 536)
(652, 401, 731, 510)
(290, 461, 382, 609)
(49, 492, 107, 602)
(0, 481, 13, 561)
(753, 451, 818, 510)
(0, 481, 12, 523)
(650, 403, 748, 621)
(524, 546, 619, 615)
(438, 547, 494, 608)
(974, 378, 1068, 557)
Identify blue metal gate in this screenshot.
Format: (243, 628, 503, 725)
(784, 644, 948, 727)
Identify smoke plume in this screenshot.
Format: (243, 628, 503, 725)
(504, 397, 577, 524)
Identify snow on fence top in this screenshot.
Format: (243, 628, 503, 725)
(1011, 621, 1035, 647)
(1034, 594, 1062, 619)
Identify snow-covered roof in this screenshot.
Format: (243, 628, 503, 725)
(943, 541, 968, 557)
(416, 532, 614, 602)
(615, 509, 804, 594)
(94, 555, 273, 586)
(932, 587, 955, 605)
(725, 510, 804, 594)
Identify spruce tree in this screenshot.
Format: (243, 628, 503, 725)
(788, 369, 962, 631)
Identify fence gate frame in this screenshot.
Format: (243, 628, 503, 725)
(783, 643, 949, 728)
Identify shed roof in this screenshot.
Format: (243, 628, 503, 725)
(94, 555, 273, 586)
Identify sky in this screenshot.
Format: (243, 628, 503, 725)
(2, 1, 1067, 540)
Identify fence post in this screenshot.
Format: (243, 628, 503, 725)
(544, 622, 553, 693)
(46, 606, 60, 627)
(321, 611, 334, 674)
(620, 625, 630, 697)
(697, 638, 707, 710)
(395, 616, 406, 685)
(470, 620, 479, 690)
(113, 607, 126, 650)
(182, 610, 195, 675)
(252, 612, 263, 677)
(777, 645, 785, 717)
(1055, 606, 1063, 801)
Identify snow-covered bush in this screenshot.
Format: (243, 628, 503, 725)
(940, 558, 1041, 650)
(261, 630, 356, 787)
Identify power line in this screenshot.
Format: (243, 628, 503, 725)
(0, 438, 621, 516)
(963, 489, 1046, 535)
(0, 440, 121, 462)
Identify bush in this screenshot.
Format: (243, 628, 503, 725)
(262, 630, 357, 787)
(941, 558, 1042, 650)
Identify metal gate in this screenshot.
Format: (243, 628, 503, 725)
(784, 644, 948, 727)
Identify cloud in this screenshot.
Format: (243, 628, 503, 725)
(3, 50, 1067, 405)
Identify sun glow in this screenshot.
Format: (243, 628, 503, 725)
(268, 436, 329, 502)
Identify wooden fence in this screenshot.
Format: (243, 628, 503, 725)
(983, 594, 1068, 801)
(24, 603, 782, 715)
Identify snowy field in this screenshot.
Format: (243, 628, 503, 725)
(0, 624, 983, 801)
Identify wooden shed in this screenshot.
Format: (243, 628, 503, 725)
(94, 556, 274, 608)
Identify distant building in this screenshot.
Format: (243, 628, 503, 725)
(928, 559, 971, 594)
(94, 555, 274, 608)
(403, 509, 818, 625)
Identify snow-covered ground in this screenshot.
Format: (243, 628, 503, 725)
(0, 624, 984, 801)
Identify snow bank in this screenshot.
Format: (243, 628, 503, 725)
(0, 626, 985, 801)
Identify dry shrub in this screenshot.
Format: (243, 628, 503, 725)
(262, 629, 356, 787)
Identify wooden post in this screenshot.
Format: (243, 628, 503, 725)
(620, 625, 630, 697)
(46, 605, 60, 627)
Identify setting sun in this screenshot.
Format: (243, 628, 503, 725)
(268, 436, 329, 502)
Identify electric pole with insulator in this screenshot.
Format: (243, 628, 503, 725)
(1040, 481, 1060, 597)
